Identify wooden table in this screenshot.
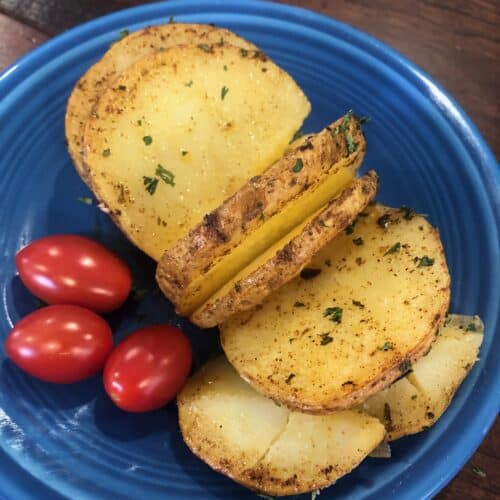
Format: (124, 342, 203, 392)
(0, 1, 498, 498)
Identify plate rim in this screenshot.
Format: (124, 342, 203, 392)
(0, 1, 498, 499)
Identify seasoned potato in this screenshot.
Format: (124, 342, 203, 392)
(191, 171, 378, 327)
(221, 204, 450, 413)
(157, 112, 366, 316)
(360, 314, 483, 440)
(178, 356, 385, 496)
(84, 44, 310, 261)
(65, 23, 257, 183)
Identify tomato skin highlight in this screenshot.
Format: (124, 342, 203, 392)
(15, 235, 132, 313)
(5, 305, 113, 383)
(104, 325, 192, 413)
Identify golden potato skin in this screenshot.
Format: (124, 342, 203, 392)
(84, 44, 310, 261)
(361, 314, 483, 440)
(221, 204, 451, 414)
(191, 171, 378, 327)
(157, 113, 365, 315)
(65, 23, 257, 184)
(178, 356, 385, 496)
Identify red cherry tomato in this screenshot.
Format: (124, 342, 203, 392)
(16, 235, 132, 313)
(104, 325, 192, 412)
(5, 305, 113, 383)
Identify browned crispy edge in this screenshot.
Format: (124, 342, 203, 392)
(156, 115, 366, 314)
(191, 171, 379, 328)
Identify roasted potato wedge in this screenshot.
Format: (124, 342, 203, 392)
(191, 171, 378, 327)
(84, 44, 310, 261)
(221, 204, 450, 413)
(178, 356, 385, 496)
(157, 112, 367, 316)
(65, 23, 257, 183)
(360, 314, 483, 440)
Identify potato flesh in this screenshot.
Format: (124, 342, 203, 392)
(84, 45, 310, 260)
(178, 356, 385, 496)
(157, 114, 365, 316)
(221, 204, 450, 413)
(66, 24, 257, 183)
(191, 171, 378, 327)
(361, 314, 483, 440)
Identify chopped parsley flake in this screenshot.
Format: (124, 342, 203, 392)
(471, 465, 486, 478)
(181, 150, 188, 156)
(240, 48, 249, 57)
(184, 80, 193, 87)
(294, 301, 306, 308)
(290, 129, 304, 143)
(118, 29, 129, 40)
(324, 306, 343, 323)
(137, 119, 142, 126)
(319, 333, 333, 345)
(221, 85, 229, 100)
(156, 164, 175, 187)
(197, 43, 212, 53)
(399, 205, 417, 220)
(78, 196, 93, 205)
(223, 64, 228, 71)
(416, 256, 434, 268)
(465, 323, 477, 332)
(399, 359, 412, 374)
(352, 300, 365, 309)
(292, 158, 304, 173)
(168, 15, 175, 24)
(102, 148, 111, 157)
(143, 135, 153, 146)
(143, 176, 159, 195)
(359, 115, 370, 124)
(345, 221, 356, 235)
(345, 132, 358, 154)
(353, 237, 364, 246)
(384, 242, 401, 256)
(379, 341, 393, 351)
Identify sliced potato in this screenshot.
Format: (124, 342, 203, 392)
(221, 204, 450, 413)
(65, 23, 257, 183)
(178, 356, 385, 496)
(191, 171, 378, 327)
(157, 113, 366, 316)
(361, 314, 483, 440)
(84, 44, 310, 261)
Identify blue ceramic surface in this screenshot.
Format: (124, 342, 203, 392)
(0, 1, 498, 499)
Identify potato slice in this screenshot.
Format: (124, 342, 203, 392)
(178, 356, 385, 496)
(191, 171, 378, 327)
(221, 204, 450, 413)
(65, 23, 257, 183)
(157, 112, 366, 316)
(360, 314, 483, 440)
(84, 44, 310, 261)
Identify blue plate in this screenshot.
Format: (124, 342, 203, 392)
(0, 1, 498, 498)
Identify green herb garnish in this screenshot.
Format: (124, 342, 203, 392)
(352, 300, 365, 309)
(184, 80, 193, 87)
(78, 196, 93, 205)
(197, 43, 213, 53)
(345, 221, 356, 235)
(181, 150, 188, 156)
(345, 132, 357, 154)
(379, 341, 393, 351)
(240, 48, 249, 57)
(294, 301, 306, 308)
(292, 158, 304, 173)
(290, 129, 304, 143)
(384, 242, 401, 256)
(143, 176, 159, 195)
(324, 306, 343, 323)
(319, 333, 333, 346)
(102, 148, 111, 157)
(471, 465, 486, 478)
(465, 323, 477, 332)
(223, 64, 228, 71)
(143, 135, 153, 146)
(168, 15, 175, 24)
(118, 29, 129, 40)
(399, 359, 412, 373)
(221, 86, 229, 100)
(416, 256, 434, 267)
(156, 164, 175, 187)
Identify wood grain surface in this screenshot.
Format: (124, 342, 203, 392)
(0, 1, 498, 498)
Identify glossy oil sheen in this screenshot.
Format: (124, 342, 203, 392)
(0, 1, 498, 499)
